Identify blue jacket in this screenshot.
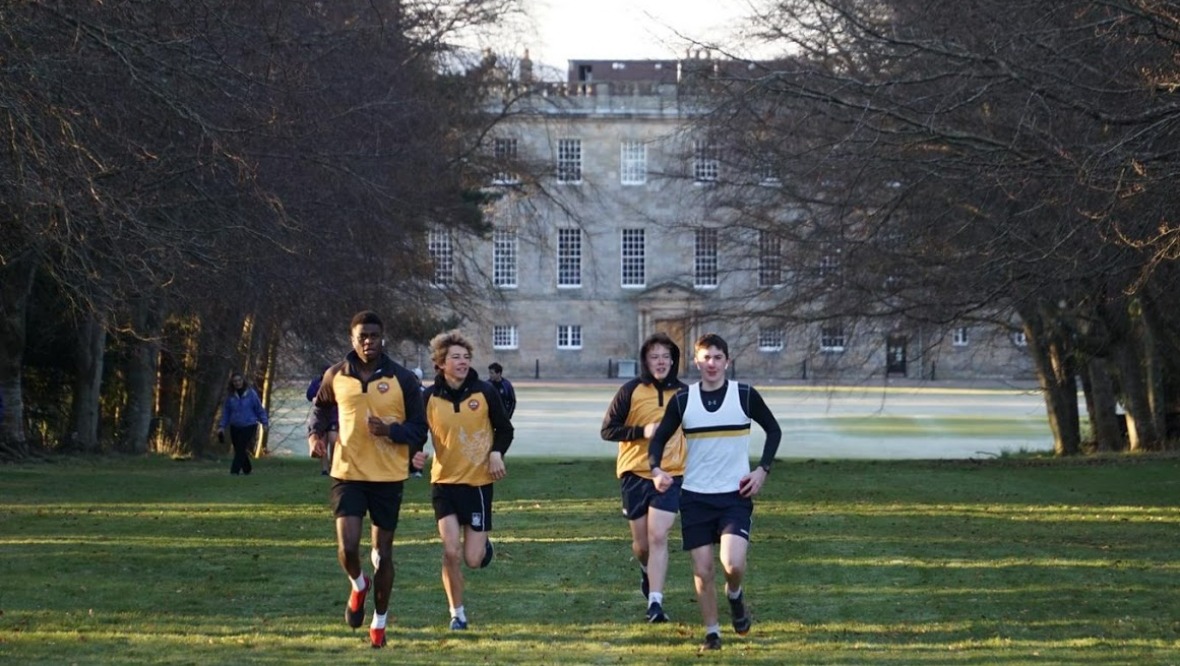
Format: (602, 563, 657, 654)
(219, 387, 269, 429)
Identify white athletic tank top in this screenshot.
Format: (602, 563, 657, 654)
(681, 381, 752, 493)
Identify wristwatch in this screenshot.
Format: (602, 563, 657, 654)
(758, 463, 771, 474)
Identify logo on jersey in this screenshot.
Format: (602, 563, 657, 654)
(377, 382, 390, 393)
(471, 513, 483, 528)
(467, 399, 481, 411)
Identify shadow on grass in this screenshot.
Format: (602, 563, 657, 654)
(0, 456, 1177, 664)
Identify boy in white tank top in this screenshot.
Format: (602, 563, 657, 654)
(648, 333, 782, 652)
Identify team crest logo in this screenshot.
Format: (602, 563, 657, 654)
(377, 382, 390, 393)
(467, 399, 481, 410)
(471, 513, 483, 528)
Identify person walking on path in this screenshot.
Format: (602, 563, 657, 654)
(308, 310, 428, 649)
(647, 333, 782, 652)
(486, 362, 516, 419)
(600, 332, 688, 624)
(217, 372, 269, 476)
(422, 330, 514, 631)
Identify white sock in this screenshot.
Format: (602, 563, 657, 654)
(727, 586, 743, 600)
(351, 574, 368, 592)
(371, 612, 387, 629)
(450, 605, 466, 622)
(648, 592, 663, 607)
(706, 623, 722, 636)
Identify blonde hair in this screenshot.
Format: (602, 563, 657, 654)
(429, 329, 474, 368)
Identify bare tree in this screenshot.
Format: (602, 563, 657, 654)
(687, 0, 1180, 453)
(0, 0, 525, 458)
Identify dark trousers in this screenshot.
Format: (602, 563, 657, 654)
(229, 425, 257, 475)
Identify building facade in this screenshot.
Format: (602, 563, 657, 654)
(431, 58, 1034, 382)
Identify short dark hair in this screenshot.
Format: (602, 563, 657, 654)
(349, 310, 383, 332)
(488, 362, 503, 373)
(694, 333, 729, 358)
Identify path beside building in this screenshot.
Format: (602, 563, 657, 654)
(265, 379, 1055, 460)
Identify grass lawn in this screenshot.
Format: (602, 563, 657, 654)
(1, 455, 1177, 664)
(800, 415, 1049, 438)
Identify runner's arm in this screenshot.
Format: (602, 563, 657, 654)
(745, 386, 781, 472)
(600, 382, 642, 442)
(647, 391, 687, 470)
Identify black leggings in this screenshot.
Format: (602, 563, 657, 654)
(229, 425, 257, 475)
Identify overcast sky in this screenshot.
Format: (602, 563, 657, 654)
(520, 0, 751, 71)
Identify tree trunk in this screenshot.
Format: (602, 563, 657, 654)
(180, 314, 235, 458)
(0, 255, 37, 448)
(1112, 333, 1159, 452)
(255, 321, 281, 454)
(1137, 303, 1167, 444)
(69, 313, 107, 452)
(121, 301, 161, 454)
(1083, 357, 1123, 452)
(1020, 306, 1081, 456)
(153, 321, 184, 453)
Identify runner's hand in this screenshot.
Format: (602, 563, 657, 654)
(652, 468, 673, 493)
(367, 416, 390, 437)
(488, 451, 506, 480)
(738, 467, 768, 498)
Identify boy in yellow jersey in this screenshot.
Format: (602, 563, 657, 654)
(600, 332, 688, 623)
(421, 330, 514, 630)
(308, 311, 428, 648)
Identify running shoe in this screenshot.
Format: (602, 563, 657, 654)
(645, 601, 669, 623)
(728, 591, 752, 636)
(369, 627, 386, 648)
(699, 632, 722, 652)
(480, 539, 494, 568)
(345, 575, 370, 629)
(450, 616, 468, 630)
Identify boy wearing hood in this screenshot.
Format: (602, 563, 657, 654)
(600, 332, 688, 624)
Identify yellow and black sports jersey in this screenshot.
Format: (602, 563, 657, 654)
(424, 371, 513, 486)
(601, 377, 688, 479)
(312, 353, 427, 482)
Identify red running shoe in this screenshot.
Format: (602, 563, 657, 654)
(345, 575, 370, 629)
(369, 627, 386, 648)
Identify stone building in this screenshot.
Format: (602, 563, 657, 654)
(427, 56, 1034, 382)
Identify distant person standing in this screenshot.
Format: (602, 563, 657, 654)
(486, 362, 516, 419)
(307, 365, 338, 476)
(600, 332, 688, 624)
(308, 310, 428, 649)
(217, 372, 269, 476)
(648, 333, 782, 652)
(409, 367, 425, 478)
(423, 331, 514, 630)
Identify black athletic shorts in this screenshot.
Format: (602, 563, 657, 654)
(619, 472, 682, 520)
(432, 483, 494, 531)
(680, 490, 753, 551)
(330, 479, 405, 531)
